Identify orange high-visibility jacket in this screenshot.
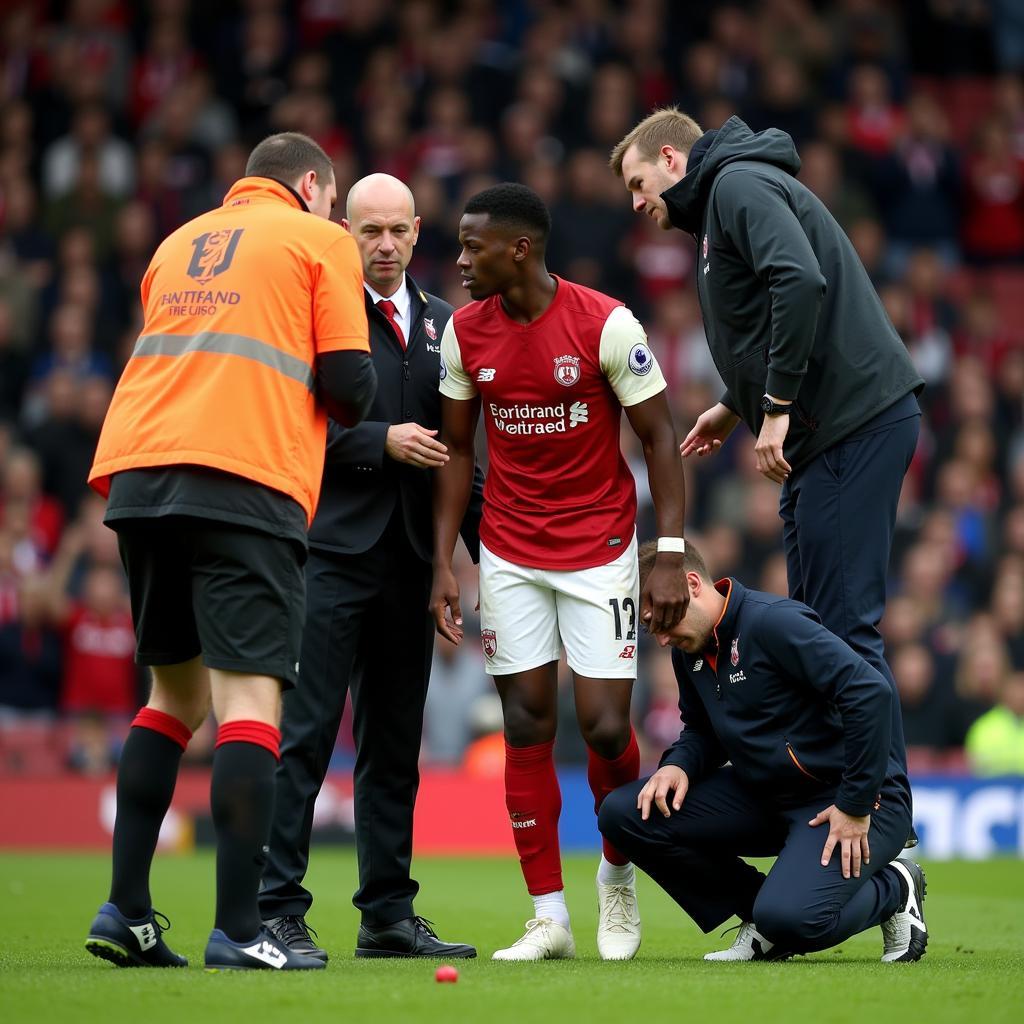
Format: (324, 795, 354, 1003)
(89, 178, 369, 524)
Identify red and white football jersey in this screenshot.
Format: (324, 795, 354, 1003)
(440, 276, 666, 570)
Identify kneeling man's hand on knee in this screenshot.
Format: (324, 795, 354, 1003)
(809, 804, 871, 879)
(637, 766, 689, 821)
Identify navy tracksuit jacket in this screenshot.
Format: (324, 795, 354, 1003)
(659, 579, 899, 818)
(599, 579, 913, 951)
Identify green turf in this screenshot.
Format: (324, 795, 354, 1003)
(1, 852, 1021, 1024)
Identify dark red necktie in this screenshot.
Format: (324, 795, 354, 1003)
(377, 298, 406, 349)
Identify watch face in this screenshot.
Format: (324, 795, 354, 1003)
(761, 396, 772, 413)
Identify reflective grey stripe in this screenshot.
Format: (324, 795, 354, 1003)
(132, 332, 314, 391)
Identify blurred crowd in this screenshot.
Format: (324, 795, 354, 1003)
(1, 0, 1024, 778)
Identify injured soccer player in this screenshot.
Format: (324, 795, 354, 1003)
(430, 182, 688, 962)
(598, 540, 928, 964)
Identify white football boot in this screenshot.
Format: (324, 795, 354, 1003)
(491, 918, 576, 961)
(704, 922, 792, 961)
(880, 858, 928, 963)
(596, 881, 641, 960)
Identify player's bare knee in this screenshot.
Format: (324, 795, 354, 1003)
(501, 701, 556, 747)
(580, 716, 631, 760)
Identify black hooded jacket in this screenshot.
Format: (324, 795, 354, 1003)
(662, 117, 923, 470)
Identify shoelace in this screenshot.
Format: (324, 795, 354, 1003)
(600, 885, 637, 932)
(153, 910, 172, 935)
(514, 918, 554, 944)
(277, 916, 319, 947)
(413, 916, 439, 939)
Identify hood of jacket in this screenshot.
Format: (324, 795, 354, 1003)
(663, 116, 802, 234)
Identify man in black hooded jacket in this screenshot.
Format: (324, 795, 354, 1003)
(610, 111, 923, 820)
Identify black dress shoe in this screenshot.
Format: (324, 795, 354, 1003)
(355, 916, 477, 959)
(263, 915, 328, 962)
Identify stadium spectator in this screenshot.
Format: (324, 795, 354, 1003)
(872, 91, 960, 275)
(965, 671, 1024, 775)
(47, 526, 136, 774)
(962, 115, 1024, 264)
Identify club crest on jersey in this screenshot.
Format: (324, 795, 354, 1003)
(628, 343, 654, 376)
(702, 234, 709, 259)
(424, 317, 437, 341)
(553, 354, 581, 387)
(481, 629, 497, 658)
(731, 636, 740, 667)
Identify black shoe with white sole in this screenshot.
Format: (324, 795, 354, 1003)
(881, 858, 928, 963)
(204, 926, 327, 971)
(85, 902, 187, 968)
(263, 915, 328, 962)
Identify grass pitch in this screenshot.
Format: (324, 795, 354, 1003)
(1, 851, 1021, 1024)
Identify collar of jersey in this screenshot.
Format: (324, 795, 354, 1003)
(223, 176, 309, 212)
(494, 273, 566, 331)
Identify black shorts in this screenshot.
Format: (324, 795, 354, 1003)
(115, 516, 306, 687)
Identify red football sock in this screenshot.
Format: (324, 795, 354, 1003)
(504, 739, 563, 896)
(215, 720, 281, 760)
(587, 729, 640, 865)
(131, 706, 192, 751)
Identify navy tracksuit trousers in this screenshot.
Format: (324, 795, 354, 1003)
(599, 768, 911, 952)
(780, 404, 921, 784)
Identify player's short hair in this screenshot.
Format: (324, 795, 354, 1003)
(245, 132, 334, 187)
(609, 107, 704, 178)
(463, 182, 551, 245)
(637, 538, 712, 593)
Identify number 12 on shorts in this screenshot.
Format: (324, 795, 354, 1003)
(608, 597, 636, 641)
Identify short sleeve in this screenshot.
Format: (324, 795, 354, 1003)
(439, 317, 477, 400)
(599, 305, 667, 407)
(312, 234, 370, 355)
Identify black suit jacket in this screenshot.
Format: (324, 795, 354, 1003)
(309, 275, 483, 562)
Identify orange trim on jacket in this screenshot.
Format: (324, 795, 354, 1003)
(704, 577, 733, 674)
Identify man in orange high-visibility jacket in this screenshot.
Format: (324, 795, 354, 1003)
(84, 132, 376, 974)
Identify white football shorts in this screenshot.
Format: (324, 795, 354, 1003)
(478, 535, 640, 678)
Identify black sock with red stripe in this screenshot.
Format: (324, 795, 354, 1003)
(109, 708, 193, 918)
(211, 721, 280, 942)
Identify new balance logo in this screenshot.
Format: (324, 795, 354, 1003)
(241, 940, 287, 968)
(569, 401, 589, 427)
(477, 368, 496, 382)
(129, 923, 157, 951)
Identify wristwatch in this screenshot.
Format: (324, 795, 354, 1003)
(760, 395, 791, 417)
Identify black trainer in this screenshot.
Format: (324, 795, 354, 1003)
(85, 902, 188, 968)
(355, 916, 477, 959)
(205, 926, 327, 971)
(264, 915, 328, 962)
(881, 858, 928, 963)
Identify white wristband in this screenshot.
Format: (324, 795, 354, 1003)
(656, 537, 686, 553)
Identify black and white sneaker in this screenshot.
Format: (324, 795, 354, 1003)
(704, 922, 793, 962)
(264, 915, 328, 962)
(880, 858, 928, 963)
(85, 902, 187, 968)
(204, 926, 326, 971)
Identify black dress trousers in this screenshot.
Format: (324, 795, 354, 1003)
(258, 509, 434, 926)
